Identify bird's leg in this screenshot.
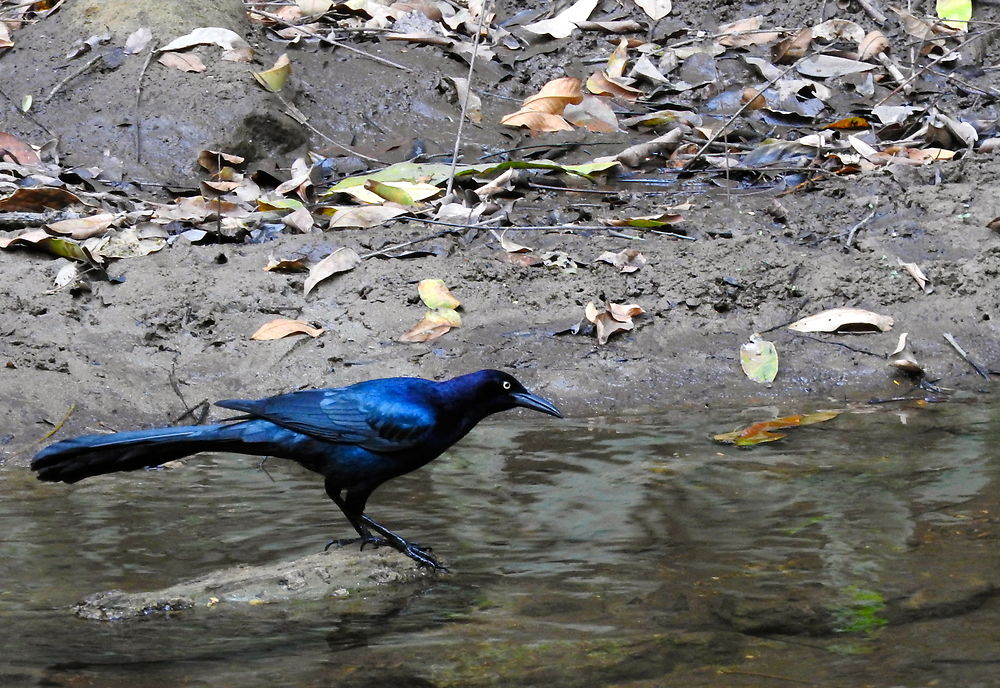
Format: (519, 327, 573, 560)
(358, 513, 447, 571)
(323, 480, 388, 551)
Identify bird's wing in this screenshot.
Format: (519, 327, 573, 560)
(216, 384, 438, 452)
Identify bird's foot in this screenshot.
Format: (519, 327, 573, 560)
(324, 536, 390, 552)
(398, 541, 447, 571)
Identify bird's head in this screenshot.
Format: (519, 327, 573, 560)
(446, 370, 562, 419)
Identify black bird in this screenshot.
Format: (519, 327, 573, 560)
(31, 370, 561, 570)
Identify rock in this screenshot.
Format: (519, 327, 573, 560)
(74, 548, 430, 621)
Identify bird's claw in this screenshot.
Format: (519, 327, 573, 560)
(402, 542, 448, 571)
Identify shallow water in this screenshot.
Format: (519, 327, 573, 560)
(1, 399, 997, 687)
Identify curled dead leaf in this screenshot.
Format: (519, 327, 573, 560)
(585, 301, 645, 345)
(251, 318, 324, 340)
(787, 307, 893, 334)
(417, 279, 460, 309)
(596, 248, 646, 273)
(303, 246, 361, 296)
(399, 308, 461, 343)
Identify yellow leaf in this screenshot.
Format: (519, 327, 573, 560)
(251, 318, 324, 340)
(936, 0, 972, 30)
(253, 53, 291, 92)
(418, 279, 460, 309)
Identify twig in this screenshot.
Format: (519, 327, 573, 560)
(789, 332, 883, 357)
(46, 53, 102, 102)
(37, 403, 76, 442)
(445, 0, 491, 197)
(844, 203, 878, 247)
(0, 210, 79, 229)
(477, 140, 626, 160)
(359, 229, 454, 259)
(273, 91, 385, 164)
(857, 0, 887, 25)
(942, 333, 991, 380)
(874, 28, 1000, 107)
(0, 85, 55, 137)
(526, 182, 620, 195)
(171, 399, 210, 425)
(134, 42, 156, 164)
(246, 7, 412, 73)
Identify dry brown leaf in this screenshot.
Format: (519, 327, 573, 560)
(564, 95, 619, 133)
(585, 301, 645, 344)
(787, 307, 893, 333)
(858, 30, 889, 61)
(303, 246, 362, 295)
(501, 77, 583, 133)
(263, 255, 309, 272)
(523, 0, 599, 38)
(717, 16, 779, 47)
(772, 28, 812, 64)
(0, 133, 40, 165)
(0, 187, 81, 212)
(281, 206, 314, 233)
(596, 248, 646, 273)
(399, 308, 461, 343)
(491, 229, 532, 253)
(46, 213, 117, 240)
(897, 258, 933, 293)
(327, 205, 408, 228)
(634, 0, 671, 21)
(586, 70, 642, 102)
(158, 51, 206, 72)
(159, 27, 250, 53)
(500, 111, 573, 133)
(251, 318, 324, 340)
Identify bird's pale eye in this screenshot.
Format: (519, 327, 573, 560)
(502, 381, 511, 390)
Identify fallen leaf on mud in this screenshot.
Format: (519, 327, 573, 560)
(253, 53, 291, 92)
(51, 262, 80, 290)
(897, 258, 933, 293)
(634, 0, 672, 21)
(0, 132, 40, 165)
(297, 0, 333, 15)
(417, 278, 460, 309)
(263, 255, 309, 272)
(523, 0, 598, 38)
(586, 70, 642, 102)
(158, 51, 207, 73)
(501, 77, 583, 134)
(0, 229, 101, 264)
(92, 228, 166, 259)
(326, 205, 408, 228)
(447, 76, 481, 123)
(281, 206, 314, 233)
(717, 16, 779, 47)
(797, 54, 876, 78)
(937, 0, 972, 30)
(0, 187, 81, 212)
(153, 196, 247, 222)
(787, 307, 893, 333)
(740, 333, 778, 384)
(987, 216, 1000, 232)
(603, 210, 684, 228)
(613, 128, 685, 167)
(46, 213, 117, 239)
(563, 95, 619, 133)
(124, 27, 152, 54)
(158, 27, 250, 53)
(491, 230, 532, 253)
(585, 301, 644, 345)
(0, 22, 13, 50)
(197, 149, 245, 173)
(772, 28, 812, 63)
(251, 318, 324, 340)
(858, 30, 889, 60)
(303, 246, 362, 296)
(713, 411, 840, 446)
(399, 307, 461, 343)
(596, 248, 646, 272)
(400, 279, 462, 342)
(541, 250, 579, 274)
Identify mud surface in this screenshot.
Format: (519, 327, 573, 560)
(2, 1, 999, 456)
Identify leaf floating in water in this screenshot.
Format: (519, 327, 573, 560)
(714, 411, 840, 446)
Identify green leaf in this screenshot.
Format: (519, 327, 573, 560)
(740, 334, 778, 384)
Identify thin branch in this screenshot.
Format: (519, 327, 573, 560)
(246, 7, 413, 73)
(942, 333, 992, 380)
(134, 43, 157, 164)
(445, 0, 491, 197)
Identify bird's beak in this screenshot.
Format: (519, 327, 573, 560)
(511, 391, 563, 418)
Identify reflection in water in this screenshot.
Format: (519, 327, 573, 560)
(1, 400, 997, 686)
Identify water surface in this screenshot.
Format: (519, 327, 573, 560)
(1, 399, 997, 686)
